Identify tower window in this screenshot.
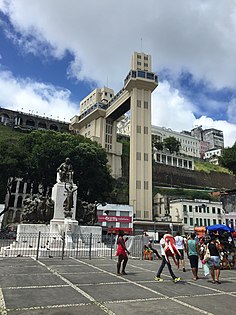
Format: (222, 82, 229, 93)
(137, 125, 141, 133)
(144, 101, 148, 109)
(136, 180, 141, 189)
(144, 181, 148, 190)
(144, 126, 148, 134)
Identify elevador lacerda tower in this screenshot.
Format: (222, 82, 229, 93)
(70, 52, 158, 223)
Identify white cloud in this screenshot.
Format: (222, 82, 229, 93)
(0, 0, 236, 147)
(0, 69, 79, 121)
(152, 81, 196, 130)
(152, 81, 236, 147)
(227, 98, 236, 124)
(2, 0, 236, 90)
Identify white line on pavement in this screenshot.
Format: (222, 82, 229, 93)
(71, 257, 214, 315)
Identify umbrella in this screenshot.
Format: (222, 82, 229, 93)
(206, 224, 235, 233)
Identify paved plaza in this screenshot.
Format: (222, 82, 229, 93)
(0, 256, 235, 315)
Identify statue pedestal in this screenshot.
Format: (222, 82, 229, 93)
(51, 181, 77, 220)
(77, 225, 102, 240)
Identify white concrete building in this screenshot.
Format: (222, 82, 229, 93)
(152, 126, 200, 158)
(153, 150, 194, 170)
(223, 212, 236, 230)
(117, 123, 201, 159)
(204, 148, 222, 165)
(169, 199, 224, 233)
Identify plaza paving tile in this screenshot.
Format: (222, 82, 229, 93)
(3, 286, 89, 309)
(0, 257, 235, 315)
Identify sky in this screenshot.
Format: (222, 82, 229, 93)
(0, 0, 236, 147)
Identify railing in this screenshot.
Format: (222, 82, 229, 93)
(0, 233, 158, 261)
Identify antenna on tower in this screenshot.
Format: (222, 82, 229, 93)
(141, 37, 143, 52)
(107, 76, 109, 88)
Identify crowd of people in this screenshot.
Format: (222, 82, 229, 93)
(115, 228, 236, 285)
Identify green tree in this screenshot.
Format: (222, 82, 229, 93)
(219, 143, 236, 175)
(0, 130, 113, 206)
(163, 136, 181, 154)
(152, 135, 164, 151)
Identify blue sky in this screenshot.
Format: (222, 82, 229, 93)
(0, 0, 236, 146)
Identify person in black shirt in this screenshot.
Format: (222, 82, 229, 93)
(208, 237, 221, 284)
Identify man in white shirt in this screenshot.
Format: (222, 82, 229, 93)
(154, 234, 181, 282)
(174, 231, 186, 272)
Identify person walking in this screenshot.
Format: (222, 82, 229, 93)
(208, 236, 222, 284)
(174, 232, 186, 272)
(186, 233, 199, 281)
(155, 235, 181, 283)
(116, 230, 130, 275)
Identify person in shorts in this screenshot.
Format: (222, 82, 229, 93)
(186, 233, 199, 280)
(174, 232, 186, 272)
(208, 237, 221, 284)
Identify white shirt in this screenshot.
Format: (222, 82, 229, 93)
(160, 238, 165, 255)
(174, 235, 184, 250)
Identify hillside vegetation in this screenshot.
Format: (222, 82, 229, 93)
(194, 160, 232, 174)
(153, 187, 218, 201)
(0, 124, 26, 141)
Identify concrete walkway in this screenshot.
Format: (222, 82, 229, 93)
(0, 256, 235, 314)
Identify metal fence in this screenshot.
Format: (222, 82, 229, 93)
(0, 233, 156, 260)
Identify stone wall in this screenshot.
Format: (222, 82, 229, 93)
(152, 163, 236, 190)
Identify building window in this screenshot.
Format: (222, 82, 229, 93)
(144, 153, 148, 161)
(144, 126, 148, 134)
(200, 218, 203, 226)
(213, 219, 217, 225)
(218, 219, 222, 224)
(18, 181, 24, 194)
(137, 125, 141, 133)
(136, 152, 141, 160)
(196, 218, 199, 226)
(17, 196, 23, 208)
(195, 206, 198, 212)
(190, 218, 193, 226)
(207, 207, 209, 213)
(212, 207, 216, 214)
(144, 101, 148, 109)
(136, 180, 141, 189)
(208, 219, 211, 225)
(137, 100, 141, 107)
(204, 219, 207, 226)
(11, 181, 17, 193)
(184, 217, 188, 224)
(189, 205, 192, 212)
(183, 205, 187, 213)
(217, 208, 221, 214)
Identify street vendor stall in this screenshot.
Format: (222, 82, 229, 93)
(206, 224, 235, 269)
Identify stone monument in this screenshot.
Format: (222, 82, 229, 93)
(50, 158, 79, 246)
